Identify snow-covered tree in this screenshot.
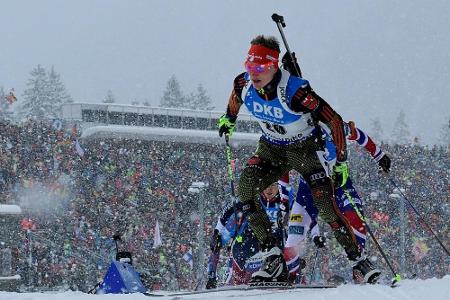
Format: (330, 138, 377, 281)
(160, 75, 184, 108)
(47, 66, 73, 116)
(20, 65, 53, 120)
(103, 90, 116, 103)
(142, 99, 151, 107)
(189, 84, 214, 110)
(370, 118, 384, 143)
(131, 99, 140, 106)
(184, 92, 195, 110)
(391, 110, 411, 145)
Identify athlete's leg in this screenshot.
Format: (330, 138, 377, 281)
(286, 137, 361, 260)
(238, 140, 289, 249)
(335, 178, 367, 251)
(284, 200, 311, 277)
(238, 140, 290, 281)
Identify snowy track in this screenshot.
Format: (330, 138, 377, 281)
(1, 276, 449, 300)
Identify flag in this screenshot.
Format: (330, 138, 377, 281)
(153, 220, 162, 248)
(52, 119, 63, 131)
(71, 124, 78, 138)
(20, 218, 36, 231)
(5, 89, 17, 104)
(183, 248, 193, 269)
(74, 139, 85, 157)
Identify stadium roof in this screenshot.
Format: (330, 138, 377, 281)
(81, 125, 260, 145)
(0, 205, 22, 215)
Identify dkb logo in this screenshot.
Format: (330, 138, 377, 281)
(253, 102, 284, 119)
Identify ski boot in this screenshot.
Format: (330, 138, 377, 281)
(250, 246, 288, 282)
(205, 271, 217, 289)
(352, 257, 381, 284)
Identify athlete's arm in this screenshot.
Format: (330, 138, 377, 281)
(290, 84, 347, 162)
(224, 73, 247, 121)
(346, 121, 386, 162)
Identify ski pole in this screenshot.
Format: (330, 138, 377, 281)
(309, 248, 319, 284)
(271, 13, 302, 77)
(113, 233, 121, 256)
(388, 178, 450, 257)
(224, 134, 239, 226)
(342, 189, 401, 286)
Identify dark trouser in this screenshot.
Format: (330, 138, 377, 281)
(238, 137, 360, 260)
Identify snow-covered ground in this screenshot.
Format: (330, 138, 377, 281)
(1, 276, 448, 300)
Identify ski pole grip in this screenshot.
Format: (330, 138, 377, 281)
(271, 13, 286, 27)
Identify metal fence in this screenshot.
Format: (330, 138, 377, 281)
(61, 103, 261, 133)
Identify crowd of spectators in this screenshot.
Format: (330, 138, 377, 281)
(0, 119, 448, 292)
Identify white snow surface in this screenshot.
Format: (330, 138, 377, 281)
(1, 276, 449, 300)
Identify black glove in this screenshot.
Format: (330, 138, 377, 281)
(210, 229, 222, 252)
(206, 272, 217, 289)
(378, 154, 391, 173)
(282, 52, 302, 77)
(313, 235, 326, 248)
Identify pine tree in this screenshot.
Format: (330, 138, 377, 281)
(20, 65, 53, 120)
(103, 90, 116, 103)
(184, 92, 196, 110)
(47, 66, 73, 116)
(391, 110, 411, 145)
(369, 118, 384, 143)
(142, 99, 151, 107)
(190, 84, 214, 110)
(0, 87, 14, 121)
(160, 75, 184, 108)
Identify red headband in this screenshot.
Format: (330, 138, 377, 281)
(246, 44, 280, 65)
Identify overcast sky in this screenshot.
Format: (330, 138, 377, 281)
(0, 0, 449, 145)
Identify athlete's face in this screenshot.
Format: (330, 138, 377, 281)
(247, 65, 277, 90)
(262, 183, 279, 201)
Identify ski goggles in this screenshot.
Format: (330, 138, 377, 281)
(245, 44, 279, 74)
(244, 60, 278, 74)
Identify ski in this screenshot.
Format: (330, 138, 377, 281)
(143, 292, 165, 297)
(248, 281, 292, 288)
(143, 283, 336, 297)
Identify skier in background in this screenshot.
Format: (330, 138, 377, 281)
(206, 182, 289, 288)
